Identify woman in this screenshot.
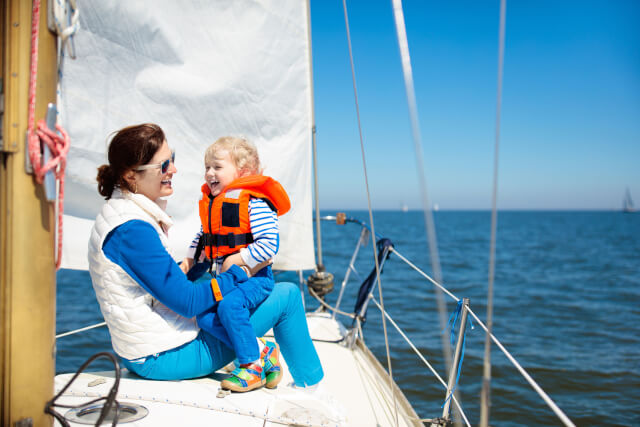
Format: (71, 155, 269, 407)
(88, 123, 323, 386)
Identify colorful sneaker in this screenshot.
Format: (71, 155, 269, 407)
(221, 362, 265, 392)
(260, 339, 282, 389)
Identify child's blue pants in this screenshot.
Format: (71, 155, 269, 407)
(196, 266, 274, 364)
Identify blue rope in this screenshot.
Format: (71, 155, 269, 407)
(442, 300, 463, 347)
(441, 300, 474, 409)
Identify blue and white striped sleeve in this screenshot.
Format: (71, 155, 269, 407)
(240, 198, 279, 268)
(185, 226, 203, 259)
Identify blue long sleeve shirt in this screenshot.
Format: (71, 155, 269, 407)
(102, 220, 246, 319)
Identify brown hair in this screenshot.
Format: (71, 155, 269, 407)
(205, 136, 261, 175)
(96, 123, 166, 199)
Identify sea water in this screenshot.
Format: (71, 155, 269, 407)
(56, 210, 640, 426)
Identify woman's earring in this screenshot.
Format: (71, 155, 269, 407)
(133, 182, 138, 194)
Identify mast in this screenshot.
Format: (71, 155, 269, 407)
(1, 1, 58, 425)
(306, 0, 323, 270)
(306, 0, 335, 299)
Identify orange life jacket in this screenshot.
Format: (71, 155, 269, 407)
(197, 175, 290, 260)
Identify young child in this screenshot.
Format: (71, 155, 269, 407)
(181, 136, 290, 392)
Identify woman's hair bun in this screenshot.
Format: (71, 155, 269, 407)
(96, 164, 116, 199)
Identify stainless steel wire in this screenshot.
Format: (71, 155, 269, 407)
(370, 297, 472, 427)
(480, 0, 506, 424)
(56, 322, 107, 339)
(389, 0, 453, 380)
(468, 308, 576, 427)
(341, 0, 398, 424)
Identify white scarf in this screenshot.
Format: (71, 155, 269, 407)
(114, 189, 174, 234)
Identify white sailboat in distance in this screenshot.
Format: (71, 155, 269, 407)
(623, 188, 636, 213)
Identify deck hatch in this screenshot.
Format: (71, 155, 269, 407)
(64, 402, 149, 424)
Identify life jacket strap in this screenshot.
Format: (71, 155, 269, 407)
(202, 232, 254, 249)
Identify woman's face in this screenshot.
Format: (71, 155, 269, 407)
(130, 140, 177, 200)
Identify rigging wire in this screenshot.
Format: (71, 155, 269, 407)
(370, 297, 472, 427)
(341, 1, 399, 424)
(467, 308, 576, 427)
(56, 322, 107, 339)
(375, 243, 576, 426)
(389, 0, 453, 380)
(480, 0, 506, 425)
(390, 248, 460, 302)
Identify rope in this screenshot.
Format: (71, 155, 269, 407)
(307, 287, 356, 319)
(27, 0, 71, 270)
(46, 352, 122, 427)
(441, 301, 473, 410)
(51, 0, 79, 59)
(467, 308, 575, 427)
(370, 297, 471, 427)
(341, 1, 398, 425)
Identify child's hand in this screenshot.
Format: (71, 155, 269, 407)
(237, 259, 273, 278)
(248, 259, 273, 276)
(180, 257, 194, 274)
(221, 253, 245, 273)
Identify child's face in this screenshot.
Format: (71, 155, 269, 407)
(205, 150, 240, 196)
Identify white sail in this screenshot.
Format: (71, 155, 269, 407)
(60, 0, 316, 271)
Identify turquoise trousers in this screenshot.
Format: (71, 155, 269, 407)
(122, 282, 324, 387)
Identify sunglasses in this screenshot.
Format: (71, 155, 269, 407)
(135, 151, 176, 174)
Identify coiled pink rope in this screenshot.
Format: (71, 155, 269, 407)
(27, 0, 71, 270)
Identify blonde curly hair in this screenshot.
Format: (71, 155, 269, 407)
(205, 136, 261, 175)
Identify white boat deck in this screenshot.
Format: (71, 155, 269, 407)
(54, 313, 423, 426)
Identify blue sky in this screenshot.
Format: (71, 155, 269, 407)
(309, 0, 640, 210)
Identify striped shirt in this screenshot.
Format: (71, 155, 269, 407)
(187, 197, 279, 272)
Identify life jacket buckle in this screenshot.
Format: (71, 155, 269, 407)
(226, 233, 237, 248)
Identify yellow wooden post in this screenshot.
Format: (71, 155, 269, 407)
(1, 0, 58, 425)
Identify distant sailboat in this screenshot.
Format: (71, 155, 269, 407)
(623, 188, 636, 213)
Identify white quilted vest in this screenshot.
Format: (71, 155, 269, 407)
(88, 190, 198, 360)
